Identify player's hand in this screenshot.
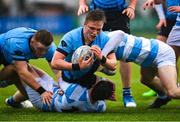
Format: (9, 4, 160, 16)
(77, 4, 89, 16)
(122, 7, 135, 20)
(78, 55, 94, 69)
(156, 19, 167, 30)
(142, 0, 155, 10)
(41, 91, 53, 106)
(168, 6, 180, 13)
(90, 45, 102, 60)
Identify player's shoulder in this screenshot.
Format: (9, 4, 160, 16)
(7, 27, 36, 34)
(63, 27, 82, 38)
(61, 27, 83, 45)
(4, 27, 36, 40)
(95, 31, 109, 43)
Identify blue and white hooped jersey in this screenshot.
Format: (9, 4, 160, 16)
(57, 27, 109, 80)
(116, 33, 159, 67)
(90, 0, 127, 11)
(52, 81, 106, 112)
(0, 27, 56, 64)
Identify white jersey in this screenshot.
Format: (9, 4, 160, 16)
(25, 76, 106, 112)
(103, 31, 175, 68)
(116, 33, 160, 67)
(52, 80, 106, 112)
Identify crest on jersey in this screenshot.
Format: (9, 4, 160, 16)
(61, 40, 67, 47)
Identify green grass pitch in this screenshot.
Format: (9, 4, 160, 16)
(0, 34, 180, 121)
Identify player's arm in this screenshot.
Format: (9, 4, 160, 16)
(14, 61, 52, 105)
(143, 0, 163, 10)
(91, 46, 117, 71)
(102, 30, 125, 57)
(154, 3, 167, 29)
(122, 0, 137, 19)
(77, 0, 89, 16)
(51, 51, 74, 70)
(103, 52, 117, 71)
(29, 64, 64, 95)
(51, 51, 92, 71)
(44, 42, 62, 79)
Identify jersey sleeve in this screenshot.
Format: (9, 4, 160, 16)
(101, 32, 115, 55)
(56, 33, 73, 56)
(45, 42, 56, 62)
(9, 38, 27, 62)
(101, 32, 110, 48)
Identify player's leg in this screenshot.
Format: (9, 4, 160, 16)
(0, 65, 30, 108)
(142, 19, 173, 97)
(158, 65, 180, 98)
(8, 64, 53, 110)
(105, 17, 136, 107)
(141, 67, 166, 95)
(2, 65, 33, 108)
(0, 65, 16, 87)
(116, 13, 136, 108)
(120, 61, 136, 107)
(0, 64, 28, 96)
(170, 45, 180, 83)
(142, 34, 167, 98)
(102, 10, 136, 107)
(101, 30, 136, 107)
(5, 64, 42, 109)
(140, 67, 171, 108)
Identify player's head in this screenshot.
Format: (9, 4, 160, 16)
(91, 79, 116, 101)
(30, 30, 53, 58)
(83, 10, 106, 43)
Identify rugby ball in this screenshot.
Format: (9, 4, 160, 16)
(71, 45, 94, 64)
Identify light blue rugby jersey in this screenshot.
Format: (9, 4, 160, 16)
(90, 0, 127, 11)
(115, 33, 159, 67)
(57, 27, 109, 80)
(165, 0, 178, 20)
(51, 82, 106, 112)
(0, 27, 56, 64)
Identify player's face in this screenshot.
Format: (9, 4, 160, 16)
(84, 21, 104, 43)
(30, 39, 49, 58)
